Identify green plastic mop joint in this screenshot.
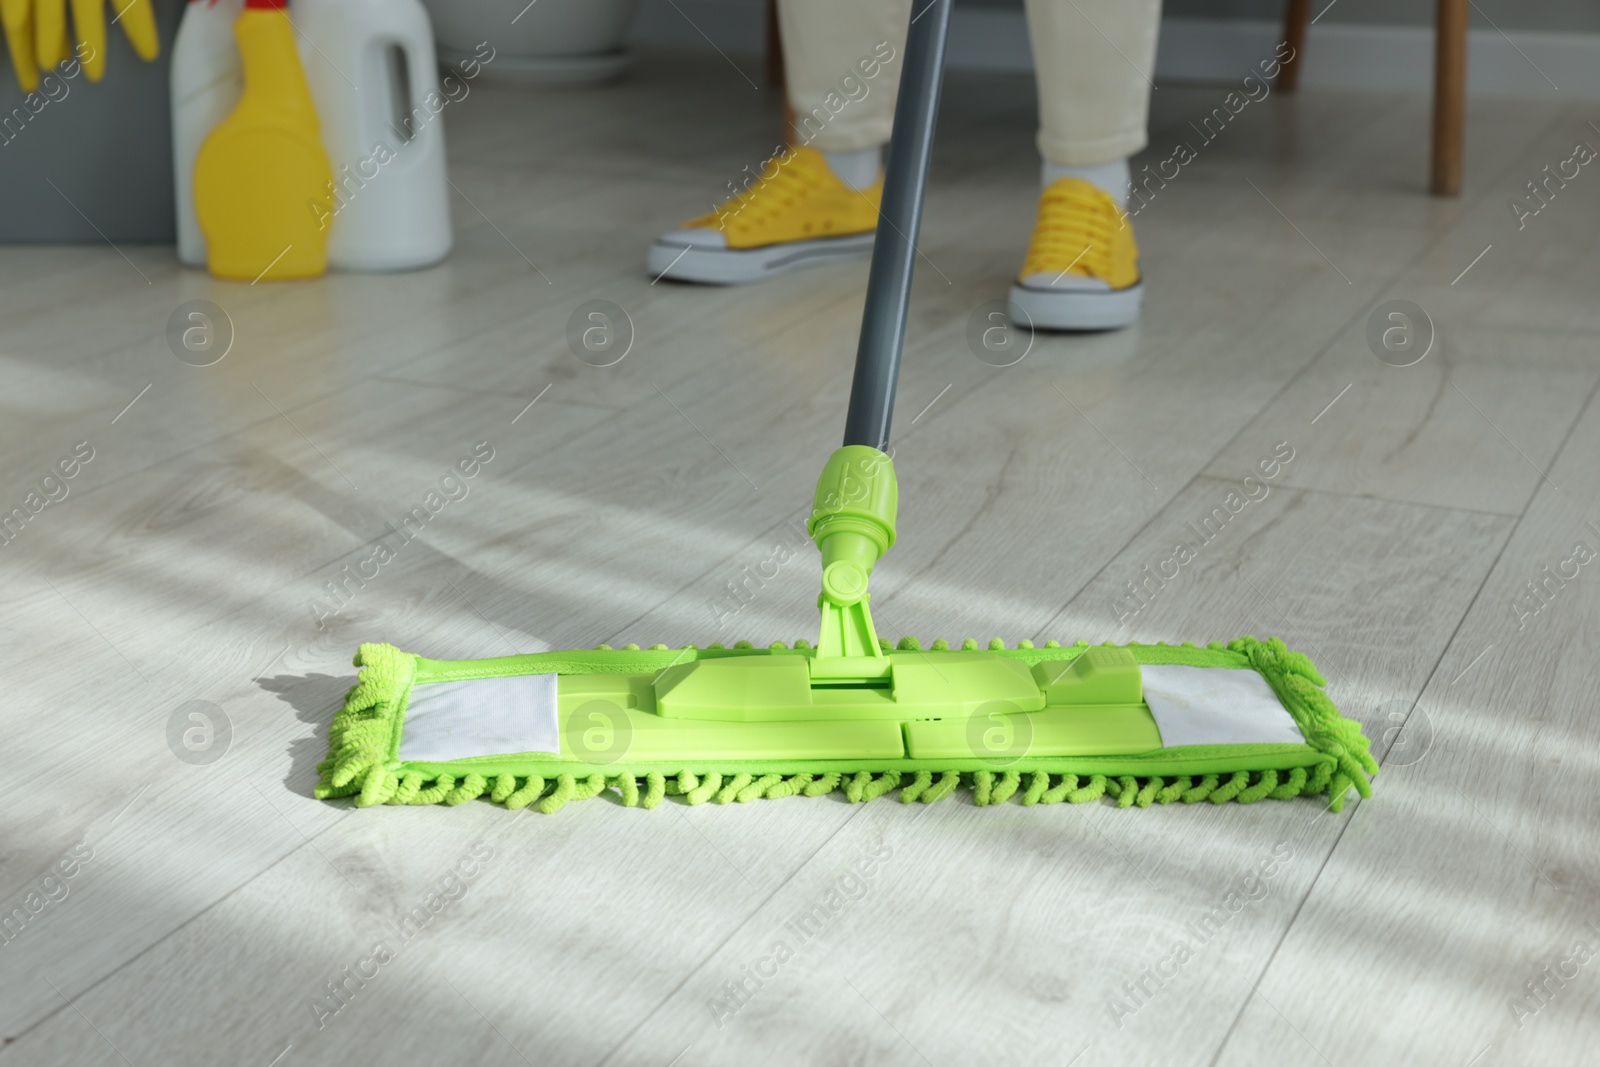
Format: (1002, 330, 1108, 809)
(808, 444, 897, 680)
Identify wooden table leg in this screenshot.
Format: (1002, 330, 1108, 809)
(765, 0, 784, 89)
(766, 0, 796, 144)
(1431, 0, 1467, 196)
(1278, 0, 1311, 92)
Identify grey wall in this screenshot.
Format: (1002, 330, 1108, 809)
(0, 0, 183, 242)
(962, 0, 1600, 34)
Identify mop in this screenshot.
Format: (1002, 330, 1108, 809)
(316, 0, 1376, 815)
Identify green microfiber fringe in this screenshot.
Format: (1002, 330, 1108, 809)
(333, 763, 1358, 813)
(686, 772, 722, 805)
(315, 642, 415, 802)
(331, 764, 1346, 815)
(316, 635, 1377, 815)
(805, 772, 843, 797)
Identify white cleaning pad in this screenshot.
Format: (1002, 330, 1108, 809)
(398, 674, 560, 763)
(1141, 664, 1305, 748)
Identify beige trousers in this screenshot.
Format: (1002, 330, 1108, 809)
(777, 0, 1162, 166)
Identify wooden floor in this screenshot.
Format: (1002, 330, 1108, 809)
(3, 51, 1598, 1067)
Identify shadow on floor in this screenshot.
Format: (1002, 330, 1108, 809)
(258, 672, 355, 798)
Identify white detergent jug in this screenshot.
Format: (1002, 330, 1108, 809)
(295, 0, 453, 272)
(171, 0, 246, 267)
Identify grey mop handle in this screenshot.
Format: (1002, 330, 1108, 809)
(839, 0, 953, 453)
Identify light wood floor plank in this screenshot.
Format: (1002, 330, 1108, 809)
(1212, 384, 1600, 1067)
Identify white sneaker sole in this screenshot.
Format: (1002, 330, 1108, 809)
(1008, 281, 1143, 331)
(647, 232, 875, 285)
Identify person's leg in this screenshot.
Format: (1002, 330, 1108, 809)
(1011, 0, 1162, 329)
(646, 0, 908, 285)
(1030, 0, 1160, 178)
(779, 0, 910, 168)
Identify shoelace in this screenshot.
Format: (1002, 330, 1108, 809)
(712, 153, 821, 229)
(1026, 188, 1120, 279)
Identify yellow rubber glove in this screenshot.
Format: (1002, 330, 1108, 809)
(3, 0, 157, 90)
(77, 0, 161, 80)
(34, 0, 73, 69)
(1, 0, 39, 92)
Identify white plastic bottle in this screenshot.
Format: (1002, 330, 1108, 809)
(294, 0, 453, 271)
(170, 0, 245, 268)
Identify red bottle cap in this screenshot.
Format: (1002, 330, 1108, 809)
(245, 0, 288, 8)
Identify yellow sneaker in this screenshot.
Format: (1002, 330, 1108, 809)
(1008, 177, 1142, 330)
(648, 145, 880, 285)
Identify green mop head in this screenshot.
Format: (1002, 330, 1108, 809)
(317, 449, 1377, 815)
(314, 1, 1378, 818)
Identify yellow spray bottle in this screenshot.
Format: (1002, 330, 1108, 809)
(194, 0, 332, 280)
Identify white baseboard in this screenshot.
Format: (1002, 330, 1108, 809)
(628, 0, 1600, 99)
